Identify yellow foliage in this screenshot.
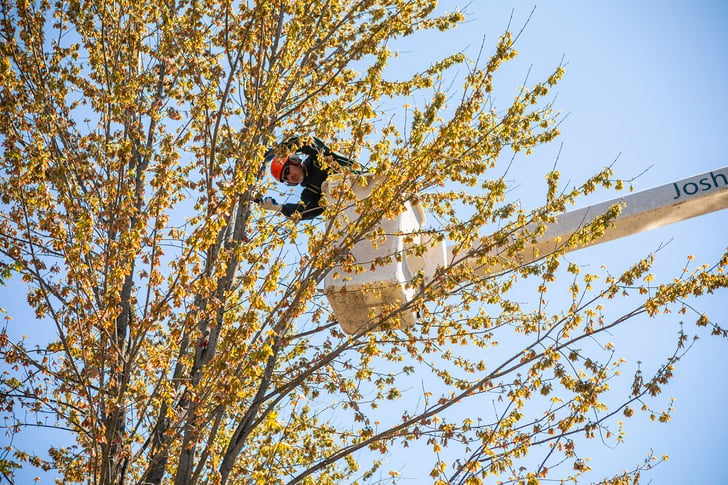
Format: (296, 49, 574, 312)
(0, 2, 725, 485)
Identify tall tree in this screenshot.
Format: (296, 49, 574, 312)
(1, 1, 726, 484)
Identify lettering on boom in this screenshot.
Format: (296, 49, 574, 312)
(672, 170, 728, 200)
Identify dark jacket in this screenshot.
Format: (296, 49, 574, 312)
(268, 136, 353, 220)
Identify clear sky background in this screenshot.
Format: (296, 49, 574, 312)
(3, 1, 728, 484)
(384, 1, 728, 483)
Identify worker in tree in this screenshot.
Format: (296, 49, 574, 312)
(258, 135, 353, 220)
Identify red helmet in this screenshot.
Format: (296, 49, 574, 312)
(270, 154, 303, 184)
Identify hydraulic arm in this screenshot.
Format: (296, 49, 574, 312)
(324, 167, 728, 334)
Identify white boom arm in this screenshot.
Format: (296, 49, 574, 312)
(324, 167, 728, 334)
(461, 167, 728, 277)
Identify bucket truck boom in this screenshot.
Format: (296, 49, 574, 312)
(323, 167, 728, 335)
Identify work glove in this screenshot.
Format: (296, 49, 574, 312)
(264, 148, 275, 163)
(258, 196, 282, 212)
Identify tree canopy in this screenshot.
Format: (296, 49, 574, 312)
(1, 1, 726, 484)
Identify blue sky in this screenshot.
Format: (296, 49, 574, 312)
(394, 1, 727, 483)
(3, 1, 728, 483)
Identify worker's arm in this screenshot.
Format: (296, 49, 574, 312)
(280, 188, 324, 220)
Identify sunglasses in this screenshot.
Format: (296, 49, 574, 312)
(282, 164, 291, 181)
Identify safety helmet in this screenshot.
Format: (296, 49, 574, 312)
(270, 154, 303, 185)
